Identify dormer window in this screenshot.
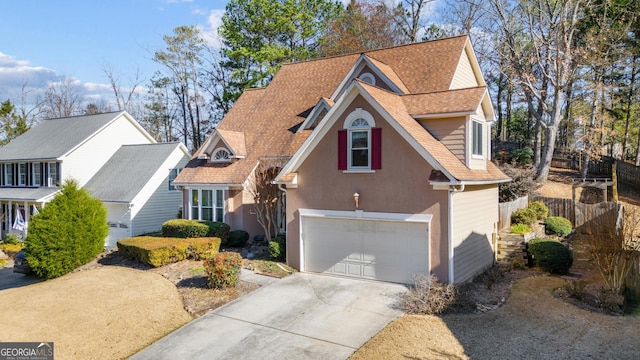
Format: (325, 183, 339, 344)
(212, 148, 231, 162)
(338, 108, 381, 172)
(359, 72, 376, 85)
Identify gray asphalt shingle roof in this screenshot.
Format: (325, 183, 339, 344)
(0, 187, 59, 202)
(84, 143, 182, 203)
(0, 111, 125, 161)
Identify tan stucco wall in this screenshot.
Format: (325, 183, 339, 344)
(286, 96, 450, 281)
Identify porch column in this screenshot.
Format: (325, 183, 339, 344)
(24, 201, 29, 236)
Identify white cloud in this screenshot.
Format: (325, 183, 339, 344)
(201, 9, 225, 49)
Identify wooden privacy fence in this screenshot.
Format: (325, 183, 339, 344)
(530, 195, 621, 228)
(498, 195, 528, 230)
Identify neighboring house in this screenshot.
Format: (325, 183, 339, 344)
(84, 143, 190, 248)
(177, 35, 510, 284)
(0, 111, 189, 247)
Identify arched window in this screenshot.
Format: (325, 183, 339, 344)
(358, 72, 376, 85)
(338, 108, 381, 171)
(212, 148, 231, 162)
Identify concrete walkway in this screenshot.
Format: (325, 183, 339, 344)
(130, 272, 407, 360)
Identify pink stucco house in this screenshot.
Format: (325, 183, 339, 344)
(174, 35, 509, 284)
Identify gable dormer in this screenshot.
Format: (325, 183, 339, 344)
(298, 98, 334, 132)
(330, 54, 409, 101)
(197, 129, 246, 163)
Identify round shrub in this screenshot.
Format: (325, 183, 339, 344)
(204, 252, 242, 289)
(226, 230, 249, 247)
(528, 201, 549, 221)
(511, 223, 532, 235)
(511, 208, 536, 225)
(527, 238, 573, 274)
(25, 180, 108, 279)
(268, 235, 286, 261)
(545, 216, 572, 237)
(200, 221, 230, 244)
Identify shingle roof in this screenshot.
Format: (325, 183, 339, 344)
(0, 111, 126, 161)
(84, 143, 183, 203)
(177, 35, 506, 186)
(359, 82, 508, 182)
(217, 130, 247, 157)
(0, 187, 59, 202)
(402, 87, 487, 116)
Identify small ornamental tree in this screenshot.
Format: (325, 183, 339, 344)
(25, 180, 108, 279)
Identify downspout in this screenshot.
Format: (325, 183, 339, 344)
(448, 184, 465, 284)
(277, 184, 288, 264)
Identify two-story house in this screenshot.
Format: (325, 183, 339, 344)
(176, 36, 510, 284)
(0, 111, 190, 247)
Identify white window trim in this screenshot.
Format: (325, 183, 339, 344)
(47, 162, 58, 187)
(168, 168, 181, 191)
(211, 147, 231, 162)
(344, 108, 376, 171)
(358, 72, 376, 85)
(32, 162, 41, 186)
(471, 120, 484, 159)
(18, 163, 26, 186)
(4, 164, 13, 186)
(188, 188, 226, 222)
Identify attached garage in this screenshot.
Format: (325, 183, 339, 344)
(299, 209, 431, 284)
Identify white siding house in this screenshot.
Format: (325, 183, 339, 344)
(0, 111, 190, 247)
(84, 143, 190, 247)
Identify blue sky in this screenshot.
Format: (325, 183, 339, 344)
(0, 0, 227, 106)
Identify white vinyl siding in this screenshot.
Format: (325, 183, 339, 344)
(133, 179, 183, 235)
(450, 48, 479, 89)
(62, 114, 154, 186)
(451, 185, 498, 283)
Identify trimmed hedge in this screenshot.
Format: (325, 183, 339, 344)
(204, 252, 242, 289)
(117, 236, 221, 267)
(545, 216, 572, 237)
(269, 235, 286, 261)
(226, 230, 249, 247)
(161, 219, 230, 244)
(527, 238, 573, 274)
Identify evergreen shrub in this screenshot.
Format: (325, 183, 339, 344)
(226, 230, 249, 247)
(25, 180, 108, 279)
(527, 238, 573, 274)
(545, 216, 572, 237)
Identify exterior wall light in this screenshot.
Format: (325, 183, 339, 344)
(354, 192, 360, 209)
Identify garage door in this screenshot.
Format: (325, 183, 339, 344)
(302, 213, 429, 284)
(105, 222, 130, 249)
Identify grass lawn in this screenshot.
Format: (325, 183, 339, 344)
(0, 267, 191, 360)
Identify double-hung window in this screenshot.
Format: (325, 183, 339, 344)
(472, 120, 483, 157)
(168, 168, 181, 191)
(338, 108, 381, 171)
(32, 163, 41, 186)
(47, 162, 59, 187)
(18, 163, 26, 186)
(5, 164, 13, 186)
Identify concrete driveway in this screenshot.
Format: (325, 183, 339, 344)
(130, 273, 407, 360)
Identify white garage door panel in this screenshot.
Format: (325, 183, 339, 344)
(302, 216, 429, 284)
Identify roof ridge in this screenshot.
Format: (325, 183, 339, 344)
(280, 35, 469, 67)
(42, 110, 124, 121)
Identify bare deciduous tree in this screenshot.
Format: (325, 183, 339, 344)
(247, 157, 289, 241)
(38, 76, 83, 118)
(103, 63, 145, 117)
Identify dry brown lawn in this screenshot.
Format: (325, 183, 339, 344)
(0, 267, 191, 360)
(352, 276, 640, 360)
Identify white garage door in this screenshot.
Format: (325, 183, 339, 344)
(302, 212, 430, 284)
(106, 222, 130, 249)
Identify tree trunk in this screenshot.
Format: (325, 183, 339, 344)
(535, 125, 558, 182)
(623, 57, 638, 161)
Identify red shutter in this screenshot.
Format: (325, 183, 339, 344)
(372, 127, 382, 170)
(338, 130, 347, 170)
